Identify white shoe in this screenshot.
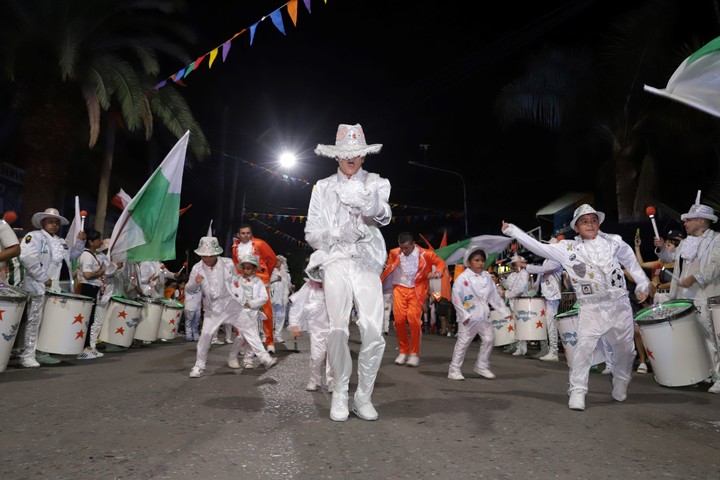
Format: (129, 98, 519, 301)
(539, 352, 559, 362)
(394, 354, 407, 365)
(21, 357, 40, 368)
(612, 380, 628, 402)
(447, 371, 465, 381)
(264, 357, 279, 369)
(568, 390, 586, 411)
(406, 354, 419, 367)
(189, 366, 203, 378)
(709, 380, 720, 394)
(92, 349, 104, 358)
(327, 380, 335, 391)
(274, 335, 285, 344)
(473, 367, 496, 379)
(77, 348, 98, 360)
(211, 339, 223, 345)
(636, 362, 648, 374)
(330, 391, 349, 422)
(512, 349, 525, 356)
(228, 358, 241, 369)
(352, 401, 378, 421)
(225, 338, 234, 344)
(266, 345, 276, 354)
(306, 380, 319, 391)
(602, 367, 612, 375)
(243, 360, 255, 369)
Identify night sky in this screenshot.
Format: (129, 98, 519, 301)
(115, 0, 720, 270)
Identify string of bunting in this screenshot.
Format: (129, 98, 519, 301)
(215, 150, 313, 187)
(154, 0, 326, 90)
(249, 217, 312, 250)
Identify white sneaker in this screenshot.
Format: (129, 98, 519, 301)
(406, 354, 419, 367)
(351, 401, 378, 421)
(227, 358, 241, 369)
(327, 380, 335, 391)
(189, 366, 203, 378)
(612, 380, 628, 402)
(447, 371, 465, 381)
(77, 348, 97, 360)
(473, 367, 496, 379)
(264, 357, 279, 369)
(92, 349, 104, 358)
(394, 354, 407, 365)
(512, 349, 525, 356)
(330, 391, 349, 422)
(274, 335, 285, 344)
(602, 367, 613, 375)
(539, 352, 559, 362)
(243, 360, 255, 369)
(266, 345, 276, 354)
(568, 390, 586, 411)
(211, 339, 223, 345)
(225, 338, 234, 344)
(709, 380, 720, 394)
(306, 380, 319, 392)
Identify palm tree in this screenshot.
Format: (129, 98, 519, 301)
(495, 0, 720, 224)
(0, 0, 210, 230)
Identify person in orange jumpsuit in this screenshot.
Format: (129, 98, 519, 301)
(231, 223, 278, 353)
(381, 232, 447, 367)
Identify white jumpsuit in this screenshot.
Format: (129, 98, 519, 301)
(304, 167, 391, 408)
(504, 224, 649, 396)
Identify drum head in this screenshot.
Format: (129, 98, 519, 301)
(0, 285, 29, 303)
(110, 295, 143, 307)
(47, 290, 94, 301)
(635, 299, 694, 325)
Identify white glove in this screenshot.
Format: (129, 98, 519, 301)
(360, 191, 382, 218)
(337, 221, 364, 244)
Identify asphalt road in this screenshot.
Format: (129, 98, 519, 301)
(1, 327, 718, 480)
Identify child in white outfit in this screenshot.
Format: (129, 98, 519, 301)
(448, 247, 512, 381)
(288, 273, 334, 392)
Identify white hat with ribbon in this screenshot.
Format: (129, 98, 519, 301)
(314, 123, 382, 160)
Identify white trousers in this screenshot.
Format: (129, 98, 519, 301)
(382, 292, 393, 333)
(569, 297, 635, 394)
(449, 319, 494, 373)
(20, 294, 45, 361)
(307, 304, 334, 386)
(195, 302, 270, 370)
(273, 303, 287, 338)
(323, 258, 385, 404)
(545, 298, 560, 354)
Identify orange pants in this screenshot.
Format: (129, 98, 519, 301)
(393, 285, 423, 355)
(262, 288, 274, 347)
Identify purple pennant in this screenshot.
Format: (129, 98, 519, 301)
(154, 79, 167, 90)
(222, 41, 231, 62)
(269, 10, 286, 35)
(303, 0, 311, 13)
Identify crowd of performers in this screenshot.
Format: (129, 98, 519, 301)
(3, 123, 719, 421)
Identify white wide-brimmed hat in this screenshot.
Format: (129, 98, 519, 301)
(239, 254, 260, 268)
(31, 208, 69, 229)
(570, 204, 605, 229)
(194, 236, 223, 256)
(681, 204, 718, 223)
(314, 123, 382, 160)
(510, 254, 526, 264)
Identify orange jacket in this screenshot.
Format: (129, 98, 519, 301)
(232, 237, 277, 285)
(381, 245, 447, 304)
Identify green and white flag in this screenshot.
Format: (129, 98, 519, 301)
(109, 131, 190, 262)
(434, 235, 512, 266)
(644, 36, 720, 118)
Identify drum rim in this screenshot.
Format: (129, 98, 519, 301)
(635, 299, 695, 324)
(556, 309, 579, 318)
(0, 285, 29, 302)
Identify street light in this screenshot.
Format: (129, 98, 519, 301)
(408, 160, 469, 236)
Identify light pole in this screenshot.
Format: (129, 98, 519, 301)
(408, 160, 469, 237)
